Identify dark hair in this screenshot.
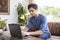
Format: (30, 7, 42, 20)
(28, 3, 38, 10)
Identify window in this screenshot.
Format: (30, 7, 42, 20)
(33, 0, 60, 22)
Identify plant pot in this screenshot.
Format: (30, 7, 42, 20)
(0, 29, 3, 35)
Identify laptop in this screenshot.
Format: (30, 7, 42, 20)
(9, 23, 23, 39)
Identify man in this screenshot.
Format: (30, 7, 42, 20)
(22, 3, 51, 40)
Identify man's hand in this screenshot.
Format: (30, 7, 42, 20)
(22, 31, 31, 36)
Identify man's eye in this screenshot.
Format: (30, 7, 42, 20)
(29, 10, 34, 12)
(32, 10, 34, 12)
(30, 10, 34, 12)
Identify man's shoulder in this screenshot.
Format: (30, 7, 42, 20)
(29, 17, 34, 21)
(30, 16, 34, 19)
(39, 14, 46, 18)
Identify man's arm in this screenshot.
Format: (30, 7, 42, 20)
(22, 27, 43, 36)
(28, 30, 43, 35)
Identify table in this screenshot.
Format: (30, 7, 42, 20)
(0, 31, 42, 40)
(10, 36, 42, 40)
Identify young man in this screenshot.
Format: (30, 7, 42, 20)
(22, 3, 51, 40)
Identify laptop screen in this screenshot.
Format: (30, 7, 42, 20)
(9, 24, 22, 39)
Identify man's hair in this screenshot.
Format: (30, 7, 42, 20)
(28, 3, 38, 10)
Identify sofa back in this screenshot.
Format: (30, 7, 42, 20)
(48, 23, 60, 36)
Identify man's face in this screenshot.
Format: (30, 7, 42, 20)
(28, 7, 38, 17)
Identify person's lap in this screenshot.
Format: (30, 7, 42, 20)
(28, 30, 50, 40)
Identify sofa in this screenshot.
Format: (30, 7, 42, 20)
(47, 22, 60, 40)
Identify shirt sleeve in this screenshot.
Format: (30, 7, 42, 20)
(39, 15, 51, 39)
(26, 18, 33, 29)
(39, 16, 50, 34)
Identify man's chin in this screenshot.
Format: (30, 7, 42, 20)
(33, 16, 35, 17)
(31, 14, 35, 17)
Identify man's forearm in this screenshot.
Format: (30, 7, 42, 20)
(30, 30, 43, 35)
(22, 27, 43, 36)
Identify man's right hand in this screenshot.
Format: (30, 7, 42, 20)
(22, 31, 31, 37)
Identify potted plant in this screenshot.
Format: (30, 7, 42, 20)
(0, 18, 7, 34)
(17, 3, 28, 26)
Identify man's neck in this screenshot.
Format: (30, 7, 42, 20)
(34, 14, 39, 19)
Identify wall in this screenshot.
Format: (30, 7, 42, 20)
(0, 0, 28, 24)
(0, 0, 29, 36)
